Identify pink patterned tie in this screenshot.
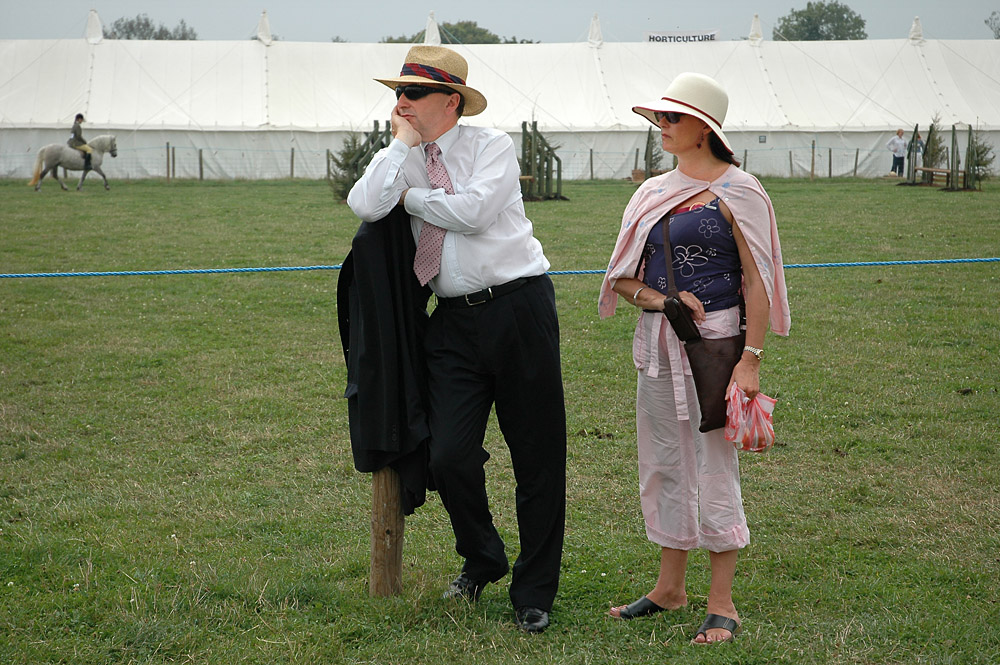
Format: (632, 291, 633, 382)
(413, 142, 452, 286)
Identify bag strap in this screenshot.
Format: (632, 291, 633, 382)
(663, 214, 679, 298)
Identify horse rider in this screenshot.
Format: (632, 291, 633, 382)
(68, 113, 93, 170)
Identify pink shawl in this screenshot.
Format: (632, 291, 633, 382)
(598, 165, 791, 336)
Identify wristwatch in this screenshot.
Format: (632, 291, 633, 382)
(743, 345, 764, 361)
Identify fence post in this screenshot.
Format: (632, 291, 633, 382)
(369, 467, 404, 597)
(589, 149, 594, 180)
(950, 125, 959, 190)
(290, 148, 295, 179)
(199, 149, 204, 181)
(789, 151, 793, 177)
(810, 140, 815, 181)
(743, 150, 747, 171)
(634, 148, 639, 171)
(545, 155, 553, 198)
(523, 121, 533, 197)
(829, 148, 832, 178)
(555, 155, 563, 199)
(166, 142, 170, 181)
(171, 147, 176, 179)
(327, 149, 332, 180)
(965, 123, 977, 190)
(533, 122, 543, 199)
(519, 121, 529, 197)
(643, 128, 652, 179)
(854, 148, 859, 177)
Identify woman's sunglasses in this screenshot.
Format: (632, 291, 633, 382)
(653, 111, 684, 124)
(395, 84, 453, 100)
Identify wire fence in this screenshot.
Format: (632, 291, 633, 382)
(2, 140, 911, 181)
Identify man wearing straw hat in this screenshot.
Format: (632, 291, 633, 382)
(348, 45, 566, 634)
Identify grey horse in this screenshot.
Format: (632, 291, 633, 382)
(29, 135, 118, 191)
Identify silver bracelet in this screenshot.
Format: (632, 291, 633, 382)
(632, 286, 646, 305)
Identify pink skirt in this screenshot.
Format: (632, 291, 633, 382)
(633, 310, 750, 552)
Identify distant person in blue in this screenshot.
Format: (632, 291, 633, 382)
(887, 129, 906, 176)
(908, 132, 925, 172)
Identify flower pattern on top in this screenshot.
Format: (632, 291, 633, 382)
(673, 244, 710, 278)
(690, 276, 715, 296)
(699, 218, 721, 238)
(636, 196, 742, 314)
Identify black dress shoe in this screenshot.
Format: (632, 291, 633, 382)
(515, 606, 550, 633)
(442, 572, 488, 602)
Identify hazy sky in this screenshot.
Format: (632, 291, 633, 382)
(2, 1, 996, 42)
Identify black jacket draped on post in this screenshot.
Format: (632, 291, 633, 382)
(336, 207, 432, 515)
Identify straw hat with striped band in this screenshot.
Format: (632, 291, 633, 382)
(376, 45, 487, 116)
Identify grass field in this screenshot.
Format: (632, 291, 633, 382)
(1, 176, 999, 664)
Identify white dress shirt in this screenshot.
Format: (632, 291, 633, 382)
(887, 135, 906, 158)
(347, 124, 550, 298)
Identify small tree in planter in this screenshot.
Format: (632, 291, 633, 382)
(921, 114, 947, 184)
(965, 124, 996, 190)
(328, 133, 364, 202)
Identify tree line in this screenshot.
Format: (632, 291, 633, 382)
(106, 5, 1000, 42)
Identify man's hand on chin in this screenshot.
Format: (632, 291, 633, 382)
(391, 109, 421, 148)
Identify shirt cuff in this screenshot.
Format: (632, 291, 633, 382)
(403, 187, 433, 219)
(386, 137, 412, 162)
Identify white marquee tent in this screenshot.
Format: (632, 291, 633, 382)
(1, 11, 998, 180)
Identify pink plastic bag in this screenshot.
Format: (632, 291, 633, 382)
(724, 383, 777, 452)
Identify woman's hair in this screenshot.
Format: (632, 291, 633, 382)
(75, 113, 85, 122)
(709, 133, 740, 167)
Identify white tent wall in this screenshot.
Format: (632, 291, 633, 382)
(2, 36, 998, 181)
(3, 126, 953, 181)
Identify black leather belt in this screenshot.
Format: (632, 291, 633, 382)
(436, 276, 535, 308)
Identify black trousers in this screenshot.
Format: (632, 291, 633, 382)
(425, 275, 567, 611)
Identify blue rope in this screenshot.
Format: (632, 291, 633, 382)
(552, 257, 1000, 274)
(784, 257, 1000, 269)
(1, 258, 997, 280)
(0, 266, 343, 279)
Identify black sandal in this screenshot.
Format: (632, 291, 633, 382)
(692, 613, 741, 643)
(610, 596, 666, 619)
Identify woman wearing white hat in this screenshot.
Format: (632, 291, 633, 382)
(598, 73, 791, 644)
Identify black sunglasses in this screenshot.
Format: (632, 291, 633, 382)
(653, 111, 684, 124)
(395, 84, 453, 100)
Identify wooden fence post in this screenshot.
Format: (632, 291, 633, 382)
(950, 125, 959, 190)
(369, 467, 404, 597)
(854, 148, 859, 177)
(199, 149, 204, 181)
(171, 147, 176, 179)
(810, 140, 815, 181)
(166, 142, 170, 181)
(290, 147, 295, 179)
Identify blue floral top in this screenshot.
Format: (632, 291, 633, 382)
(641, 198, 742, 312)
